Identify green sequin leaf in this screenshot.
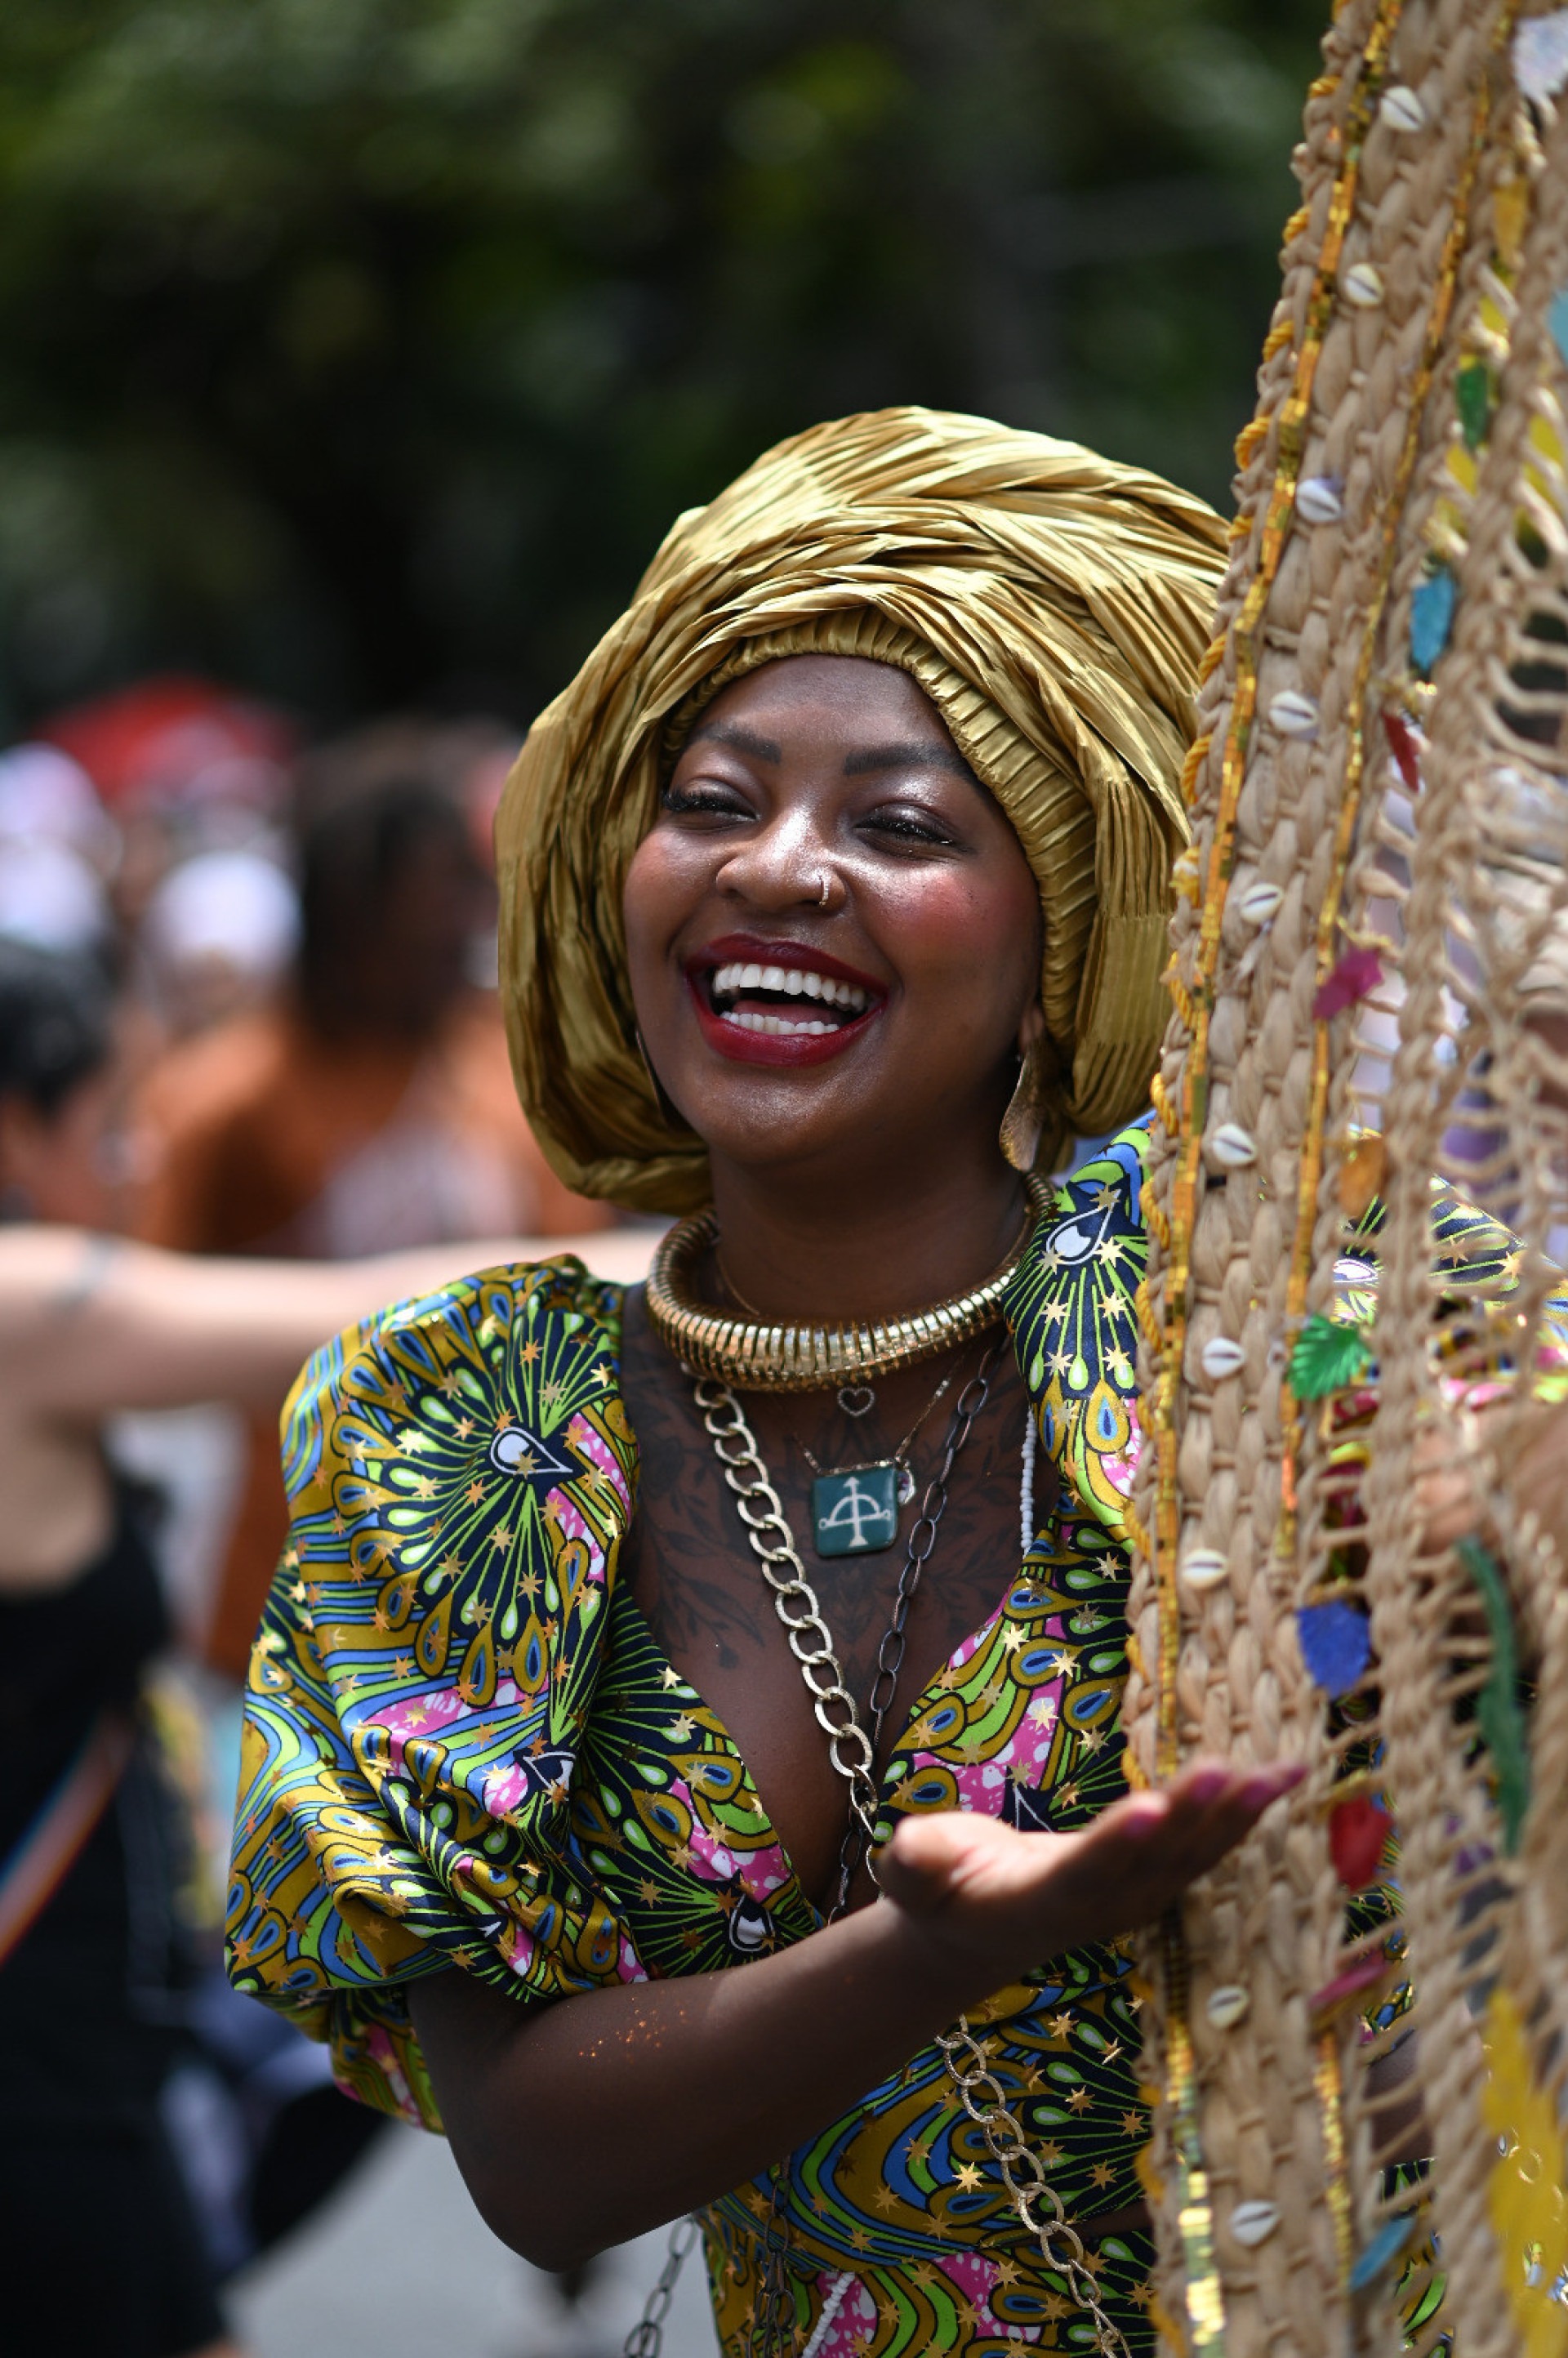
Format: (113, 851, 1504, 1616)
(1456, 1538, 1531, 1853)
(1456, 359, 1492, 451)
(1290, 1315, 1372, 1400)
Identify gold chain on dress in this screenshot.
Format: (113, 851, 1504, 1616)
(706, 1357, 1000, 2358)
(698, 1378, 1132, 2358)
(699, 1357, 994, 1917)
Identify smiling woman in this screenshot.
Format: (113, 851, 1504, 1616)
(626, 657, 1043, 1221)
(226, 408, 1302, 2358)
(650, 664, 1017, 1065)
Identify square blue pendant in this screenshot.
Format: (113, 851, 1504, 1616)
(811, 1464, 901, 1557)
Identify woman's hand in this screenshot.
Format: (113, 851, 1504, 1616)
(880, 1759, 1304, 1977)
(416, 1759, 1300, 2270)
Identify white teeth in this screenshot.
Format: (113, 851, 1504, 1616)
(709, 961, 870, 1014)
(721, 1011, 838, 1036)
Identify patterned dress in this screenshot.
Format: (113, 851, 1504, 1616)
(228, 1127, 1163, 2355)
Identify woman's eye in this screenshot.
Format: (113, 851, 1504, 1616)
(662, 782, 753, 819)
(860, 807, 956, 848)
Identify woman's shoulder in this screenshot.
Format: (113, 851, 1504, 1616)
(283, 1254, 630, 1479)
(1006, 1122, 1151, 1335)
(1005, 1121, 1152, 1533)
(278, 1249, 639, 1650)
(274, 1250, 638, 1718)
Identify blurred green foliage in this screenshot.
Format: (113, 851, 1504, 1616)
(0, 0, 1327, 730)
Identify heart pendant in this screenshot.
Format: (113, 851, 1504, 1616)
(836, 1384, 875, 1419)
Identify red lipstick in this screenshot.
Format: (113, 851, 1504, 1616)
(685, 933, 886, 995)
(683, 933, 888, 1068)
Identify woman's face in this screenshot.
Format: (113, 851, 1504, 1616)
(623, 655, 1044, 1192)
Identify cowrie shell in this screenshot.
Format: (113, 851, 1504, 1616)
(1294, 475, 1343, 525)
(1267, 689, 1319, 738)
(1200, 1336, 1246, 1381)
(1236, 880, 1283, 925)
(1181, 1549, 1229, 1593)
(1230, 2200, 1282, 2249)
(1378, 84, 1427, 131)
(1206, 1984, 1250, 2029)
(1209, 1121, 1258, 1170)
(1343, 261, 1384, 308)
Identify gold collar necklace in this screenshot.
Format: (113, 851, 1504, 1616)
(645, 1174, 1052, 1393)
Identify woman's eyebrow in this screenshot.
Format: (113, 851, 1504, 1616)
(843, 740, 976, 780)
(685, 720, 782, 763)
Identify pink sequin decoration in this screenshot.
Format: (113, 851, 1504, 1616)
(1313, 946, 1385, 1022)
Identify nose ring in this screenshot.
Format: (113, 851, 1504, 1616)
(816, 872, 832, 908)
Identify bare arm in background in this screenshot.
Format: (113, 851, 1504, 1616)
(0, 1224, 656, 1588)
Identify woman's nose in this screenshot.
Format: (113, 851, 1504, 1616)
(714, 807, 831, 911)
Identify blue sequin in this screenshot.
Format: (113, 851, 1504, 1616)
(1294, 1598, 1372, 1696)
(1410, 570, 1456, 676)
(1348, 2211, 1416, 2291)
(1550, 287, 1568, 368)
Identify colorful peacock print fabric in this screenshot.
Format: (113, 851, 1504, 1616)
(229, 1126, 1161, 2356)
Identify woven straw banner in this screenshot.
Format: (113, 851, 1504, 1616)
(1130, 3, 1568, 2351)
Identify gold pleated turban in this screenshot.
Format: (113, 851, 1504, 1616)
(496, 406, 1225, 1211)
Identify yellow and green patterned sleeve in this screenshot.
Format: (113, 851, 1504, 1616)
(226, 1255, 639, 2124)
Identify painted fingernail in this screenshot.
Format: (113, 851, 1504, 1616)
(1187, 1767, 1229, 1805)
(1121, 1797, 1166, 1840)
(1240, 1766, 1302, 1810)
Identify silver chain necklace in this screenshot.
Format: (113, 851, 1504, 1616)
(625, 1350, 1131, 2358)
(702, 1348, 997, 1919)
(710, 1350, 998, 2358)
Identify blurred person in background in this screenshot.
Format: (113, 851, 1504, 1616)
(290, 712, 521, 871)
(0, 740, 118, 961)
(38, 675, 296, 947)
(0, 937, 648, 2358)
(140, 742, 615, 1683)
(140, 849, 302, 1041)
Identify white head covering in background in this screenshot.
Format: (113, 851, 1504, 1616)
(141, 849, 301, 1032)
(0, 742, 118, 867)
(0, 741, 116, 953)
(0, 837, 109, 954)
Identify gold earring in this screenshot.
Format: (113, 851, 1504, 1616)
(635, 1031, 684, 1130)
(1000, 1036, 1053, 1173)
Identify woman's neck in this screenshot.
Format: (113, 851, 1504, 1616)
(704, 1144, 1031, 1326)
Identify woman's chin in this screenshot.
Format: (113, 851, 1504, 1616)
(669, 1074, 889, 1179)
